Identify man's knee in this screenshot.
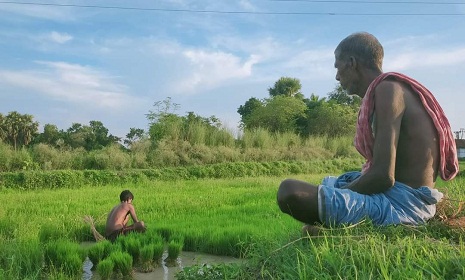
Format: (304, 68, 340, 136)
(277, 179, 298, 213)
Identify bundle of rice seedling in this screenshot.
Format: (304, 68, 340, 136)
(83, 215, 106, 242)
(435, 194, 465, 228)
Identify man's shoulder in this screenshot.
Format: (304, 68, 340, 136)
(374, 79, 410, 97)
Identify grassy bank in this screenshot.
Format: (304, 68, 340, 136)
(0, 158, 364, 190)
(1, 174, 464, 279)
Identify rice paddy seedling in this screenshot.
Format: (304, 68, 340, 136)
(168, 232, 184, 244)
(39, 224, 65, 243)
(138, 227, 163, 246)
(139, 244, 155, 272)
(167, 239, 183, 264)
(0, 218, 17, 240)
(96, 258, 114, 280)
(117, 233, 141, 264)
(87, 241, 107, 268)
(109, 251, 133, 277)
(140, 244, 154, 262)
(152, 242, 165, 264)
(44, 239, 86, 278)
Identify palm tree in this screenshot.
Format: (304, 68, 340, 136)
(2, 111, 38, 150)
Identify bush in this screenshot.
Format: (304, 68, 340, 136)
(30, 144, 74, 170)
(0, 159, 364, 189)
(0, 141, 13, 172)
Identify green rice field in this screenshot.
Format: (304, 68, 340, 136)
(1, 172, 464, 279)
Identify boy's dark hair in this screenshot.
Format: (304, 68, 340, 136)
(120, 190, 134, 202)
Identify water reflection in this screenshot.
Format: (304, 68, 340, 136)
(82, 250, 240, 280)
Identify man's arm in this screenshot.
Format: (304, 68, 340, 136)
(346, 80, 406, 194)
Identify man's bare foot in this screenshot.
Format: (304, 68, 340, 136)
(301, 224, 321, 236)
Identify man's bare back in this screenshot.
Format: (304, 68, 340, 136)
(394, 82, 439, 188)
(379, 79, 439, 189)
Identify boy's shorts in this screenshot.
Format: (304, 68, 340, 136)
(318, 172, 444, 226)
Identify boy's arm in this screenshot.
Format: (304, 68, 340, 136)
(122, 213, 130, 226)
(127, 204, 140, 223)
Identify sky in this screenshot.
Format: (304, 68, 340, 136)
(0, 0, 464, 140)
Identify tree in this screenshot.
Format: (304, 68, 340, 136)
(89, 120, 120, 149)
(327, 84, 361, 107)
(64, 121, 120, 150)
(245, 95, 307, 133)
(268, 77, 303, 98)
(305, 102, 358, 137)
(33, 123, 64, 147)
(145, 97, 181, 145)
(146, 97, 180, 126)
(124, 128, 146, 147)
(0, 111, 39, 150)
(237, 97, 263, 128)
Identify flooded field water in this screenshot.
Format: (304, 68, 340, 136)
(82, 242, 241, 280)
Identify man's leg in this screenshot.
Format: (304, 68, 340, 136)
(277, 179, 320, 224)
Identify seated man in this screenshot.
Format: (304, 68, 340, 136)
(277, 32, 458, 230)
(105, 189, 146, 242)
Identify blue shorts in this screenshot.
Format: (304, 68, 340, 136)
(318, 172, 444, 226)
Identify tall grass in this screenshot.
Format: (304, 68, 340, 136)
(0, 130, 362, 171)
(0, 239, 43, 280)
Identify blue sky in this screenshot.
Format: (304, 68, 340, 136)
(0, 1, 464, 139)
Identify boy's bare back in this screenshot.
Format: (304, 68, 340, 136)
(105, 203, 130, 236)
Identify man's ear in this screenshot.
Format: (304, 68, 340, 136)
(349, 56, 357, 69)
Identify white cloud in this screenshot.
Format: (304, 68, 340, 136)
(48, 31, 73, 44)
(174, 50, 260, 93)
(0, 2, 76, 21)
(385, 46, 465, 71)
(239, 0, 257, 11)
(284, 48, 334, 78)
(0, 61, 137, 109)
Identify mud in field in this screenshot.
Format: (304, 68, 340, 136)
(82, 249, 241, 280)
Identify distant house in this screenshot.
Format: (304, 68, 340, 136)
(456, 139, 465, 159)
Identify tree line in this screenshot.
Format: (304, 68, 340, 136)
(1, 77, 359, 153)
(237, 77, 360, 137)
(0, 77, 363, 171)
